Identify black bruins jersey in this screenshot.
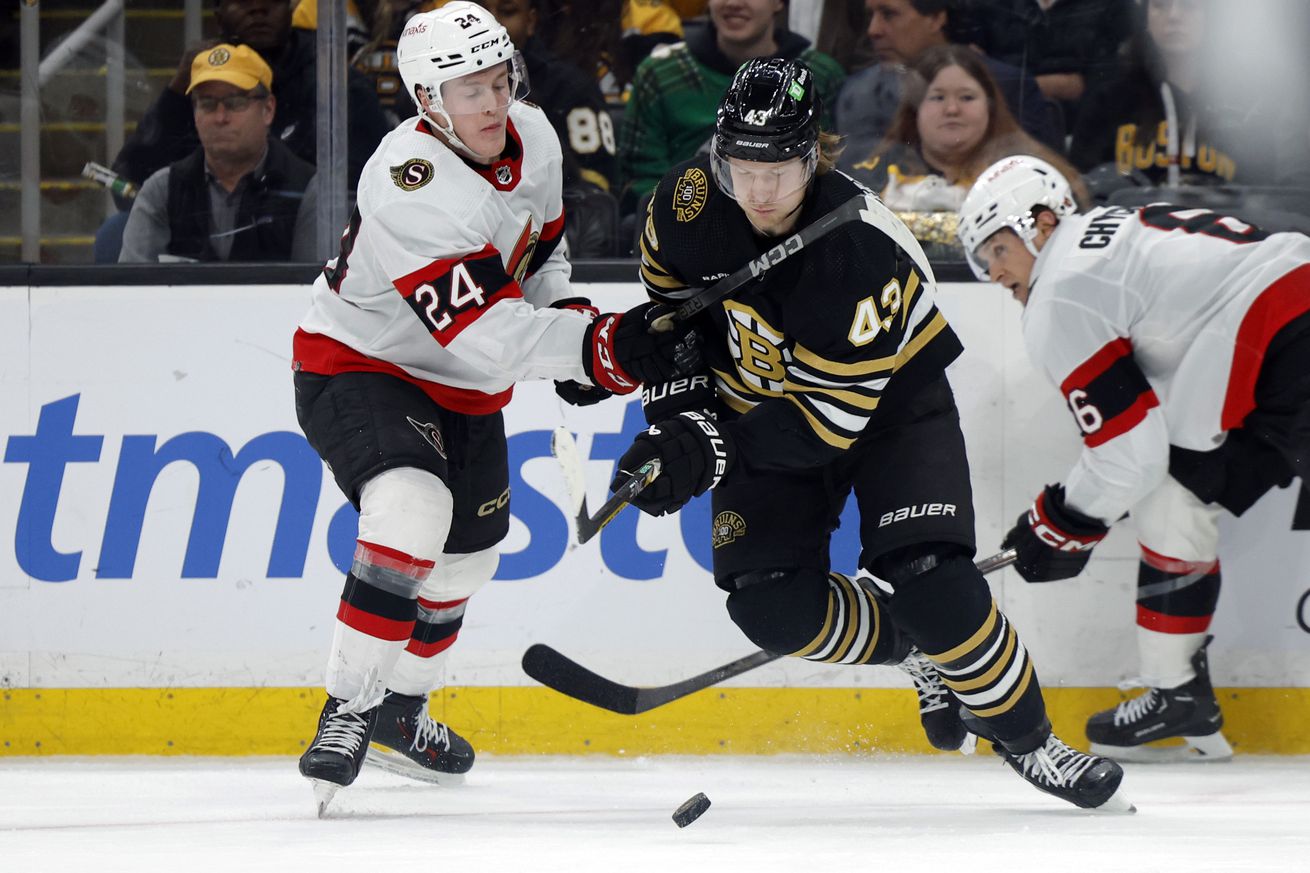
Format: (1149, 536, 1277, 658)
(640, 156, 963, 471)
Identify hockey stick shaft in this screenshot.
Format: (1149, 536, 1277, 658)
(551, 425, 662, 545)
(650, 190, 937, 331)
(523, 547, 1018, 714)
(575, 458, 660, 544)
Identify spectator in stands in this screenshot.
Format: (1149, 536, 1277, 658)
(112, 0, 390, 200)
(480, 0, 622, 254)
(843, 45, 1085, 214)
(119, 44, 318, 263)
(618, 0, 845, 214)
(474, 1, 617, 193)
(1069, 0, 1288, 187)
(835, 0, 1063, 156)
(536, 1, 681, 103)
(292, 1, 434, 126)
(292, 0, 376, 59)
(971, 0, 1132, 116)
(622, 0, 686, 65)
(812, 0, 878, 72)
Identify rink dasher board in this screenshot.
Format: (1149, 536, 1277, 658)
(0, 282, 1307, 755)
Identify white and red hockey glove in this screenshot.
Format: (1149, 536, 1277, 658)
(1001, 484, 1109, 582)
(551, 297, 611, 406)
(582, 302, 699, 395)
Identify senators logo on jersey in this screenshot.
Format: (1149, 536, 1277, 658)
(390, 158, 434, 191)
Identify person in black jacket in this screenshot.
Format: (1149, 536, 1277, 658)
(835, 0, 1064, 155)
(119, 44, 318, 263)
(111, 0, 389, 201)
(972, 0, 1132, 118)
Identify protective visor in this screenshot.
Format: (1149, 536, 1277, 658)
(438, 53, 530, 117)
(710, 147, 817, 204)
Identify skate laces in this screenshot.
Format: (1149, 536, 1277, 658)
(410, 702, 452, 754)
(1016, 735, 1097, 788)
(316, 707, 372, 756)
(313, 668, 383, 755)
(1113, 686, 1161, 726)
(898, 649, 951, 714)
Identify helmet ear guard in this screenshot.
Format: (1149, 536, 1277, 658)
(957, 156, 1077, 280)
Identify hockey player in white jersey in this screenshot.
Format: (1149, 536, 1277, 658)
(958, 155, 1310, 762)
(291, 2, 697, 814)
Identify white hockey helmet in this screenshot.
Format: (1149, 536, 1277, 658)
(396, 2, 529, 153)
(957, 155, 1077, 281)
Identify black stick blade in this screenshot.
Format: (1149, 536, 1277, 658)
(521, 643, 642, 714)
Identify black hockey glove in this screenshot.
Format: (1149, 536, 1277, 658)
(611, 411, 735, 516)
(550, 297, 613, 406)
(640, 371, 716, 424)
(1001, 484, 1110, 582)
(582, 302, 700, 395)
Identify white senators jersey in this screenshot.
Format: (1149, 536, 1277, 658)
(294, 102, 591, 414)
(1023, 204, 1310, 523)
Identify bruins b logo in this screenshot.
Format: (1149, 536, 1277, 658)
(674, 167, 708, 222)
(390, 158, 434, 191)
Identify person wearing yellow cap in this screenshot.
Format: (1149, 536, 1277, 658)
(111, 0, 391, 201)
(119, 43, 320, 263)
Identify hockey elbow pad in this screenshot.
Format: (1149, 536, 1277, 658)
(1002, 484, 1109, 582)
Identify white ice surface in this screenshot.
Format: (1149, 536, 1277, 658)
(2, 755, 1307, 873)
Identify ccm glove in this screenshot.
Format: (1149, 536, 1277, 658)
(550, 297, 613, 406)
(611, 411, 735, 516)
(1001, 484, 1110, 582)
(583, 302, 700, 394)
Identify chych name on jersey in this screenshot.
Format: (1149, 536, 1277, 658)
(1078, 206, 1135, 250)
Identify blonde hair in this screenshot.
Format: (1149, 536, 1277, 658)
(816, 130, 843, 175)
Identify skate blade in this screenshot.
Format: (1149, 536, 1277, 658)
(1092, 786, 1137, 814)
(959, 733, 978, 756)
(310, 780, 340, 818)
(1091, 731, 1234, 764)
(365, 746, 468, 786)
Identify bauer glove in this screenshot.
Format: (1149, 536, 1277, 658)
(1002, 484, 1109, 582)
(612, 411, 735, 516)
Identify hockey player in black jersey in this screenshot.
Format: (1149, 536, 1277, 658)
(614, 58, 1134, 812)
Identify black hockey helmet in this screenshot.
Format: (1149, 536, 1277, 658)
(711, 58, 821, 201)
(714, 58, 821, 164)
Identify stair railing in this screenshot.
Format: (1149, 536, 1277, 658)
(19, 0, 205, 262)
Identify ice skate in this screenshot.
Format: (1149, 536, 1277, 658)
(299, 694, 381, 817)
(897, 647, 970, 752)
(365, 691, 475, 785)
(1000, 732, 1135, 812)
(1086, 636, 1232, 763)
(961, 711, 1134, 812)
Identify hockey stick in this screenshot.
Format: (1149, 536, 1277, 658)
(550, 193, 936, 543)
(522, 547, 1018, 715)
(551, 426, 661, 545)
(650, 188, 937, 329)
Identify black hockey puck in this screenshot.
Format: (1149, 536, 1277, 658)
(672, 792, 711, 828)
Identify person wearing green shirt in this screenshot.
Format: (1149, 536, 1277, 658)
(617, 0, 844, 214)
